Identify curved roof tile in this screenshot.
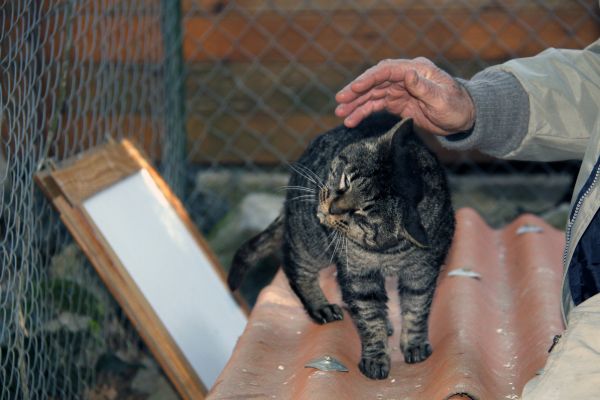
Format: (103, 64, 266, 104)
(209, 208, 565, 399)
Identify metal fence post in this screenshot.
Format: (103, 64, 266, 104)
(160, 0, 187, 198)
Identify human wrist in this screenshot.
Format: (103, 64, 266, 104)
(452, 84, 476, 133)
(438, 70, 529, 157)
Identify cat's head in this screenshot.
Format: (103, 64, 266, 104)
(317, 118, 429, 251)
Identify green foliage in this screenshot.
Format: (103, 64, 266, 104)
(40, 278, 105, 322)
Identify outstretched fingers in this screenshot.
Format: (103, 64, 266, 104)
(352, 59, 416, 92)
(338, 99, 388, 128)
(335, 60, 412, 103)
(336, 82, 415, 128)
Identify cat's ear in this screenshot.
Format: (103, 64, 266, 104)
(399, 208, 429, 248)
(377, 118, 412, 147)
(387, 119, 416, 169)
(390, 119, 423, 203)
(389, 118, 415, 154)
(386, 119, 428, 248)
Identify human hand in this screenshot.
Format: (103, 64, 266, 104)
(335, 57, 475, 136)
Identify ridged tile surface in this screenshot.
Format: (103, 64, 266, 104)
(209, 208, 565, 399)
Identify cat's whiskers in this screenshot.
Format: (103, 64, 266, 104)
(279, 185, 315, 193)
(329, 232, 344, 265)
(288, 194, 317, 202)
(327, 232, 338, 265)
(293, 163, 326, 190)
(345, 237, 349, 269)
(287, 163, 320, 188)
(287, 162, 325, 191)
(323, 230, 338, 254)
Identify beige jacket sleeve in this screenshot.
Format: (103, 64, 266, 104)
(496, 39, 600, 161)
(438, 38, 600, 162)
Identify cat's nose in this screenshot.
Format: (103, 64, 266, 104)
(329, 202, 343, 215)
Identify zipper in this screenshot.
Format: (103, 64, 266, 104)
(561, 163, 600, 323)
(563, 166, 600, 265)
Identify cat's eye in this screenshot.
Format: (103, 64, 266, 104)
(362, 204, 374, 212)
(339, 172, 351, 192)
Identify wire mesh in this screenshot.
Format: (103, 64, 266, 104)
(182, 0, 600, 230)
(1, 0, 599, 398)
(2, 1, 177, 398)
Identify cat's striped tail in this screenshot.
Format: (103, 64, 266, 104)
(227, 214, 285, 291)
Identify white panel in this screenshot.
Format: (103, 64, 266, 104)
(83, 169, 247, 388)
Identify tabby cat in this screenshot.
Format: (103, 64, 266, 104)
(228, 113, 454, 379)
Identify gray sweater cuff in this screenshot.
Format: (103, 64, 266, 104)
(437, 69, 530, 158)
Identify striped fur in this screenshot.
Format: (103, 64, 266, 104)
(227, 215, 284, 291)
(228, 113, 454, 380)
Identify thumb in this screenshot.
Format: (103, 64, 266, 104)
(405, 69, 437, 101)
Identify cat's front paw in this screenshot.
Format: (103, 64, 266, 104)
(308, 304, 344, 324)
(359, 354, 390, 380)
(401, 341, 432, 364)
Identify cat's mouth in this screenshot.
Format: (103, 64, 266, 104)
(317, 194, 335, 227)
(316, 207, 339, 228)
(317, 187, 351, 233)
(316, 206, 349, 234)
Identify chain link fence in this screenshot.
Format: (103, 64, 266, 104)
(2, 1, 181, 398)
(2, 0, 599, 398)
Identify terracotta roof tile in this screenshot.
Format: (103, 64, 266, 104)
(209, 208, 566, 399)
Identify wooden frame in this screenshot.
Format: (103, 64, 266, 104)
(35, 139, 249, 399)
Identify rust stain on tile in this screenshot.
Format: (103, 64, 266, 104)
(209, 208, 565, 400)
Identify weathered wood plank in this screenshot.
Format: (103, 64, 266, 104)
(49, 141, 140, 205)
